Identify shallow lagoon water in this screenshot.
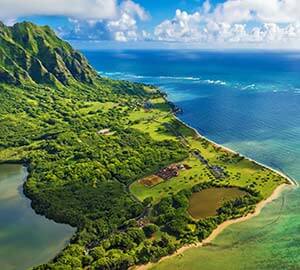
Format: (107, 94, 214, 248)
(84, 50, 300, 269)
(0, 164, 75, 270)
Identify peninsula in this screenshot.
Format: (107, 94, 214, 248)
(0, 22, 293, 270)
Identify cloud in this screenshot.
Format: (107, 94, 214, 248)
(0, 0, 117, 22)
(59, 0, 148, 42)
(120, 0, 148, 21)
(247, 23, 300, 43)
(0, 0, 147, 43)
(210, 0, 300, 24)
(154, 9, 202, 42)
(3, 0, 300, 47)
(153, 1, 300, 47)
(107, 0, 149, 42)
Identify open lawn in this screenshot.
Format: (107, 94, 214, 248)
(78, 101, 117, 115)
(129, 97, 287, 203)
(130, 155, 213, 202)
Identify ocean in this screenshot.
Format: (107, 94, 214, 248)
(84, 50, 300, 269)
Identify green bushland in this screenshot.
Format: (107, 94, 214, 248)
(0, 22, 288, 270)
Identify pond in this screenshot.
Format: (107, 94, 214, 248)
(188, 187, 247, 219)
(0, 164, 75, 270)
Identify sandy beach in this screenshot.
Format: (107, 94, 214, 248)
(135, 183, 294, 270)
(134, 108, 297, 270)
(174, 116, 298, 187)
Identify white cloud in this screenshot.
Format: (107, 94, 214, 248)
(51, 0, 148, 42)
(202, 0, 212, 14)
(211, 0, 300, 24)
(246, 23, 300, 43)
(121, 0, 148, 21)
(0, 0, 147, 42)
(107, 0, 148, 42)
(3, 0, 300, 47)
(154, 1, 300, 48)
(154, 9, 202, 42)
(0, 0, 117, 22)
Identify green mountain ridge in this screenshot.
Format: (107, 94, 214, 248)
(0, 21, 96, 85)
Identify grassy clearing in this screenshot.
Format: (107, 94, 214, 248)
(130, 155, 212, 202)
(78, 101, 117, 115)
(129, 97, 287, 203)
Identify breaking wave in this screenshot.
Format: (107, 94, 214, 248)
(101, 71, 300, 94)
(101, 71, 228, 86)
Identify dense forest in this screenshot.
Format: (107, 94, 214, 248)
(0, 22, 286, 270)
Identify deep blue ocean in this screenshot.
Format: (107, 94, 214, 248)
(84, 50, 300, 269)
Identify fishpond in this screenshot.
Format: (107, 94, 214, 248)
(0, 164, 75, 270)
(188, 187, 247, 219)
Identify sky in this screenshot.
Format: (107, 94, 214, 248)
(1, 0, 300, 50)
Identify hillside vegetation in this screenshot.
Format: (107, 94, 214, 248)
(0, 22, 287, 270)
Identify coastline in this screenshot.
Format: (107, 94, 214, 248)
(135, 183, 292, 270)
(162, 93, 296, 186)
(134, 97, 297, 270)
(174, 115, 297, 187)
(0, 163, 75, 270)
(1, 87, 296, 269)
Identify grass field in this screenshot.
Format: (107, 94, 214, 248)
(78, 101, 117, 115)
(129, 97, 287, 203)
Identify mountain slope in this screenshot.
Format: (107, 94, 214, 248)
(0, 21, 96, 85)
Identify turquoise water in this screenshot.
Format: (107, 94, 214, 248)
(84, 50, 300, 269)
(0, 164, 75, 270)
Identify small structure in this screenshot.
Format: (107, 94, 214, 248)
(183, 164, 192, 170)
(210, 165, 226, 179)
(137, 218, 149, 228)
(193, 150, 226, 179)
(97, 129, 111, 135)
(156, 164, 191, 180)
(156, 165, 179, 180)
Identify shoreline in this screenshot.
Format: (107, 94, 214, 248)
(0, 163, 75, 269)
(134, 97, 297, 270)
(135, 183, 292, 270)
(162, 94, 296, 186)
(174, 115, 297, 187)
(1, 88, 297, 269)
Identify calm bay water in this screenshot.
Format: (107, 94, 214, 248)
(0, 164, 74, 270)
(84, 50, 300, 269)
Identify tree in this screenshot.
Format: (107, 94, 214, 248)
(143, 224, 158, 238)
(90, 246, 106, 261)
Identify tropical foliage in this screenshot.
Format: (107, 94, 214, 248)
(0, 22, 287, 270)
